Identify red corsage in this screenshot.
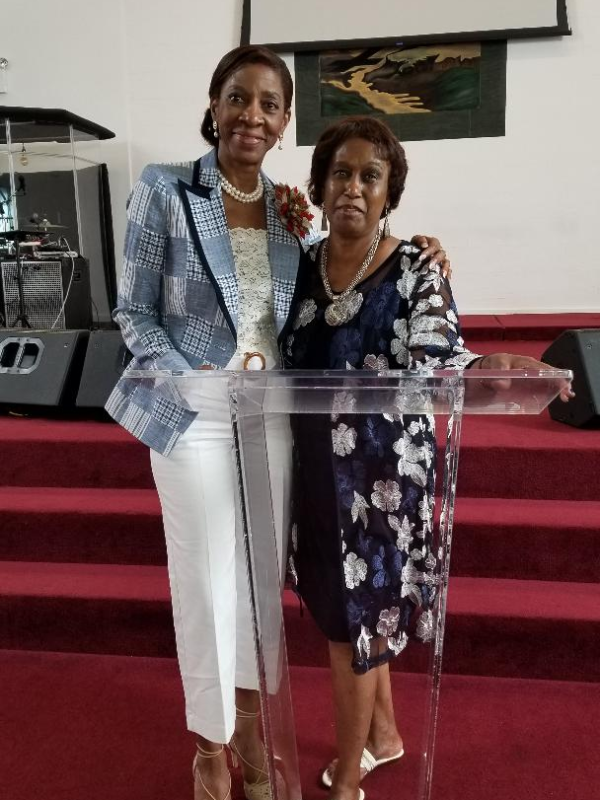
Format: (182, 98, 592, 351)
(274, 184, 314, 239)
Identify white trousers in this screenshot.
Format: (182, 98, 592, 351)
(150, 372, 289, 743)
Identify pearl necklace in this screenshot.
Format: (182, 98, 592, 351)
(218, 171, 264, 204)
(319, 231, 382, 326)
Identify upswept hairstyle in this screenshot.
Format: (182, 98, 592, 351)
(200, 45, 293, 147)
(308, 116, 409, 215)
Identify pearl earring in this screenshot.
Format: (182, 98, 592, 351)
(278, 133, 284, 151)
(212, 120, 219, 139)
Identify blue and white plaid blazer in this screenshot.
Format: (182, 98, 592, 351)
(106, 149, 310, 455)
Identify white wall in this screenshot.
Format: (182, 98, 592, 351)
(1, 0, 598, 312)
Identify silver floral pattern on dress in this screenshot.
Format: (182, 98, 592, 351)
(357, 625, 373, 658)
(390, 318, 409, 365)
(388, 514, 415, 552)
(331, 390, 357, 422)
(376, 607, 400, 637)
(402, 557, 424, 587)
(416, 609, 435, 642)
(393, 431, 428, 488)
(286, 333, 294, 357)
(388, 631, 409, 655)
(351, 492, 370, 527)
(293, 298, 317, 330)
(344, 552, 368, 588)
(397, 268, 418, 300)
(364, 353, 390, 371)
(401, 557, 426, 607)
(425, 552, 437, 571)
(418, 496, 434, 536)
(332, 423, 357, 456)
(418, 270, 444, 295)
(371, 479, 402, 512)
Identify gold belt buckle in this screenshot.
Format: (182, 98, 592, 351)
(242, 351, 266, 371)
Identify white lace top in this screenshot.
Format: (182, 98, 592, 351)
(230, 228, 280, 368)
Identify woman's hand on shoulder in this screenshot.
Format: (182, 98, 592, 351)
(411, 235, 451, 279)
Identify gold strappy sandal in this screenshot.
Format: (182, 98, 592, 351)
(229, 706, 287, 800)
(193, 743, 232, 800)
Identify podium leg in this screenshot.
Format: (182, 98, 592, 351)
(232, 381, 465, 800)
(232, 396, 302, 800)
(418, 403, 464, 800)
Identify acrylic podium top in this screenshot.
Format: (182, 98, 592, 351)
(122, 368, 573, 417)
(0, 107, 115, 144)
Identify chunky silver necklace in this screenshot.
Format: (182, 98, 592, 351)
(319, 230, 382, 326)
(218, 171, 264, 203)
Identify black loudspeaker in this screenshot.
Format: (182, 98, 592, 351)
(542, 329, 600, 428)
(76, 329, 132, 408)
(0, 257, 92, 329)
(0, 329, 89, 406)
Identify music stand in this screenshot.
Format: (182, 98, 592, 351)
(2, 229, 33, 328)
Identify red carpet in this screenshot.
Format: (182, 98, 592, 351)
(2, 560, 599, 680)
(1, 314, 599, 799)
(2, 651, 600, 800)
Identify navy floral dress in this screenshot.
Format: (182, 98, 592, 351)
(284, 242, 479, 673)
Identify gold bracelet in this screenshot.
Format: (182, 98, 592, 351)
(242, 351, 266, 370)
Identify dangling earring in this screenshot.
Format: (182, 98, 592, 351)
(321, 209, 328, 232)
(278, 133, 284, 151)
(212, 119, 219, 139)
(382, 207, 391, 239)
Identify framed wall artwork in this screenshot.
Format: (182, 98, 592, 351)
(294, 41, 507, 145)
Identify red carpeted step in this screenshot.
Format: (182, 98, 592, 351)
(2, 487, 598, 585)
(0, 486, 165, 565)
(1, 409, 598, 499)
(457, 413, 600, 500)
(0, 561, 174, 657)
(284, 580, 600, 681)
(2, 562, 599, 681)
(0, 416, 154, 489)
(451, 497, 600, 582)
(443, 576, 600, 681)
(2, 650, 599, 800)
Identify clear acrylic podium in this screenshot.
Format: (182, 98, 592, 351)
(125, 368, 571, 800)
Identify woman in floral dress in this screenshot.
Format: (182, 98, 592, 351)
(283, 116, 572, 800)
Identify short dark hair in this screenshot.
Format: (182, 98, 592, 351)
(308, 116, 409, 215)
(200, 45, 293, 147)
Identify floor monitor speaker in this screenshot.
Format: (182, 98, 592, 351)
(0, 329, 89, 406)
(542, 329, 600, 428)
(76, 329, 131, 408)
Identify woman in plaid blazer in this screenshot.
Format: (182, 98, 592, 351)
(106, 45, 449, 800)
